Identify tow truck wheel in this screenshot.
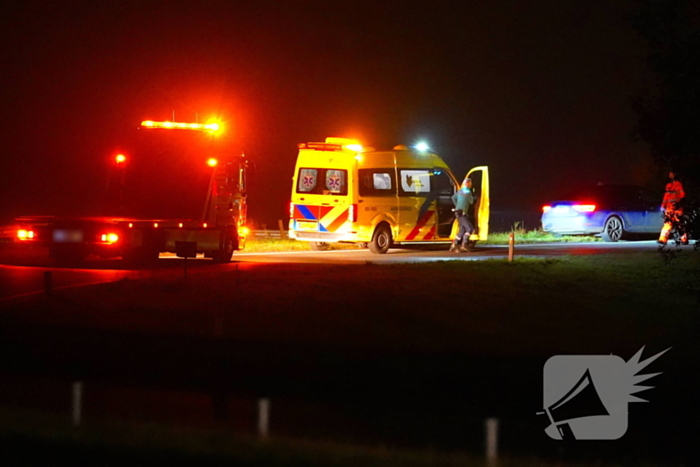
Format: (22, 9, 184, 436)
(309, 242, 331, 251)
(211, 227, 237, 263)
(368, 224, 392, 254)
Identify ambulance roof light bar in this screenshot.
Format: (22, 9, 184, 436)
(298, 137, 365, 153)
(141, 120, 222, 133)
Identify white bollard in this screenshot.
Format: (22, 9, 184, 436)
(72, 381, 83, 427)
(485, 417, 499, 465)
(258, 398, 270, 438)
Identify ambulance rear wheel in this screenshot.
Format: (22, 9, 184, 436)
(310, 242, 331, 251)
(369, 225, 392, 254)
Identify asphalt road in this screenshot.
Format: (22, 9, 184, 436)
(0, 241, 682, 301)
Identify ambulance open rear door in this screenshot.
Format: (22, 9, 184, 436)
(464, 166, 489, 241)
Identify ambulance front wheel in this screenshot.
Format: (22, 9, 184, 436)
(310, 242, 331, 251)
(369, 224, 392, 254)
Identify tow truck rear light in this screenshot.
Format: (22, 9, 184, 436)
(100, 233, 119, 243)
(240, 226, 250, 236)
(573, 204, 596, 212)
(348, 204, 358, 222)
(17, 229, 35, 240)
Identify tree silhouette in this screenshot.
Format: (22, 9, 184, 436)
(632, 0, 700, 194)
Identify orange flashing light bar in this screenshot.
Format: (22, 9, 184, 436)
(141, 120, 221, 132)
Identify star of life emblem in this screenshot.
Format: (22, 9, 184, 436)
(327, 174, 341, 191)
(302, 174, 315, 189)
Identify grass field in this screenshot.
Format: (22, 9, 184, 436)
(3, 248, 698, 465)
(24, 251, 695, 354)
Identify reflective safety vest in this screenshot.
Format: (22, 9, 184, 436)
(662, 180, 685, 210)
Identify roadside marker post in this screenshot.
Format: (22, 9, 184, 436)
(72, 381, 83, 427)
(175, 241, 197, 279)
(485, 417, 499, 465)
(258, 398, 270, 439)
(508, 232, 515, 262)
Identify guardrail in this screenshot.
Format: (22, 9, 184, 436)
(250, 229, 287, 239)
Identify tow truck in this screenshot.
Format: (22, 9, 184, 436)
(15, 120, 249, 265)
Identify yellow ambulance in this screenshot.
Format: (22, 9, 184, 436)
(288, 137, 489, 254)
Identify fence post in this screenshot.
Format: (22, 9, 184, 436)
(72, 381, 83, 427)
(485, 417, 499, 465)
(508, 232, 515, 262)
(258, 398, 270, 438)
(44, 271, 53, 297)
(277, 220, 286, 239)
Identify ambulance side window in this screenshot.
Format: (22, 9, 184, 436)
(359, 169, 396, 197)
(398, 169, 431, 196)
(431, 170, 455, 195)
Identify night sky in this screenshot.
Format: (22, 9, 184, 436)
(0, 1, 656, 228)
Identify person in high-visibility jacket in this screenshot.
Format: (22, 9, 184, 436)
(450, 178, 475, 252)
(658, 171, 688, 245)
